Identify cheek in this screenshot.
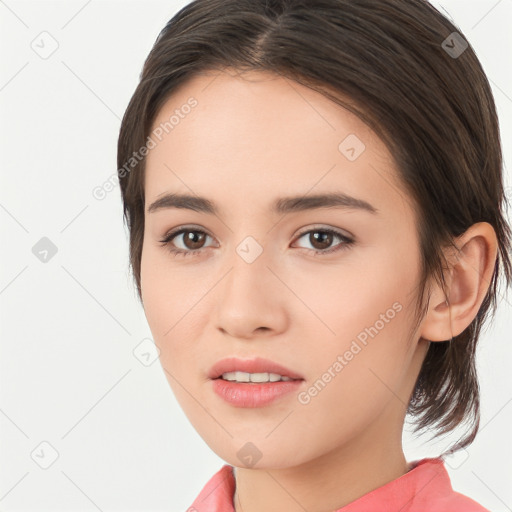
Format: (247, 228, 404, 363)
(287, 304, 415, 456)
(286, 250, 414, 347)
(290, 253, 418, 410)
(141, 243, 198, 333)
(140, 245, 212, 378)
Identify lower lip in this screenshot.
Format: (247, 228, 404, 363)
(211, 378, 304, 407)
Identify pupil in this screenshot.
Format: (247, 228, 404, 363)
(186, 231, 205, 249)
(312, 231, 332, 250)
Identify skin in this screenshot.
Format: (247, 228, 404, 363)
(140, 68, 498, 512)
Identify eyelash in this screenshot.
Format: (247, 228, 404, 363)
(158, 226, 354, 259)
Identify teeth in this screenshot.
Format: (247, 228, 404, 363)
(221, 371, 293, 383)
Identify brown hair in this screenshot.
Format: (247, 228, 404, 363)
(117, 0, 512, 454)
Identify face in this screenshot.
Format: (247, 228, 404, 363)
(141, 68, 429, 469)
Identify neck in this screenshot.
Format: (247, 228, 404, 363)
(233, 411, 410, 512)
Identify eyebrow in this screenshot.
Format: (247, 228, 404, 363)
(147, 192, 378, 216)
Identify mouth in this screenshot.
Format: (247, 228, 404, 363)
(208, 357, 305, 408)
(208, 356, 304, 381)
(215, 371, 300, 383)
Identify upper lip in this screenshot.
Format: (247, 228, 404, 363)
(208, 357, 304, 380)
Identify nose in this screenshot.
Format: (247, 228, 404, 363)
(213, 240, 289, 339)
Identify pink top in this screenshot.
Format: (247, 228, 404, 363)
(187, 458, 490, 511)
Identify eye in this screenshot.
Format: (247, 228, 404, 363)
(159, 227, 215, 258)
(159, 225, 354, 258)
(292, 227, 354, 255)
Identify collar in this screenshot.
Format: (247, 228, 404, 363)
(188, 457, 488, 511)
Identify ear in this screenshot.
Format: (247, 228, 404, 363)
(420, 222, 498, 342)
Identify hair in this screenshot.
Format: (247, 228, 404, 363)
(117, 0, 512, 455)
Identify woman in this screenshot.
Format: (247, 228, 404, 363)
(117, 0, 511, 510)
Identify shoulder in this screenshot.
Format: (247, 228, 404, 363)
(187, 464, 235, 512)
(408, 458, 490, 512)
(437, 490, 491, 512)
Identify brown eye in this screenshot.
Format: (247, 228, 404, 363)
(159, 228, 214, 257)
(308, 231, 334, 251)
(180, 230, 208, 250)
(160, 226, 354, 259)
(293, 227, 354, 256)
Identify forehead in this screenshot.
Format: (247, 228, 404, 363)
(144, 68, 407, 215)
(150, 67, 370, 137)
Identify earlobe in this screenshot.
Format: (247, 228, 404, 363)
(419, 222, 498, 343)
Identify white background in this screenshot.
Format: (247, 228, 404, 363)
(0, 0, 511, 510)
